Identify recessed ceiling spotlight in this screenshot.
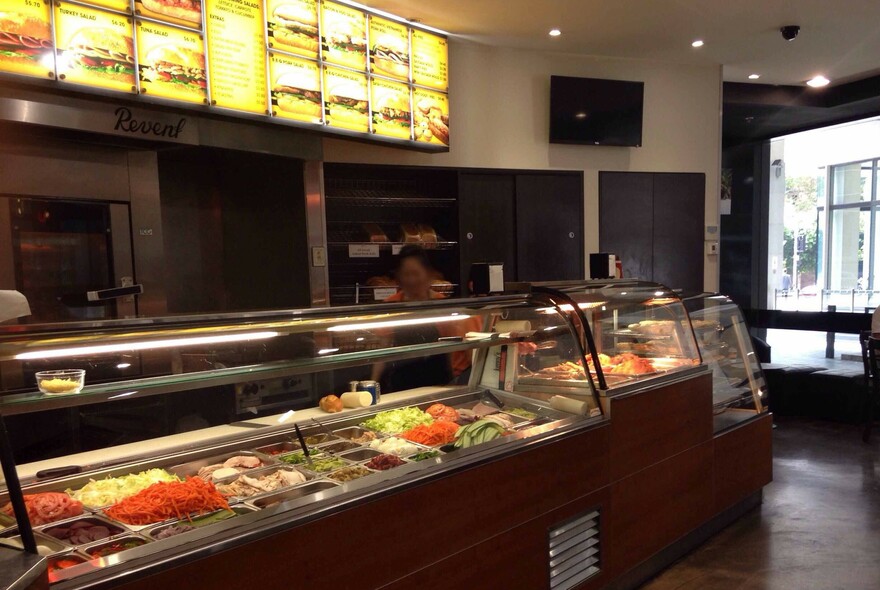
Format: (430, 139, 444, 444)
(748, 74, 760, 80)
(575, 112, 587, 119)
(691, 39, 704, 48)
(549, 29, 562, 37)
(806, 75, 830, 88)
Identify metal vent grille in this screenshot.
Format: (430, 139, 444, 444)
(548, 509, 601, 590)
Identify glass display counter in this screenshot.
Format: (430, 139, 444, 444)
(682, 293, 769, 432)
(0, 292, 603, 587)
(510, 281, 704, 395)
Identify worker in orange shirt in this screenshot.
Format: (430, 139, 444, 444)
(372, 245, 481, 391)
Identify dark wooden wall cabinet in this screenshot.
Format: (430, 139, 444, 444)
(116, 372, 772, 590)
(324, 164, 585, 301)
(599, 172, 705, 292)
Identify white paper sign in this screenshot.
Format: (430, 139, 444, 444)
(372, 287, 398, 300)
(349, 244, 380, 258)
(392, 244, 403, 255)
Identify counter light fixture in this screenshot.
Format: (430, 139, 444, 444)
(691, 39, 704, 48)
(14, 331, 280, 360)
(549, 29, 562, 37)
(806, 75, 830, 88)
(748, 74, 760, 80)
(327, 315, 470, 332)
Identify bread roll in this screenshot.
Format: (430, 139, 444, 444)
(418, 224, 438, 243)
(363, 223, 388, 243)
(400, 223, 421, 242)
(341, 391, 372, 408)
(319, 395, 343, 413)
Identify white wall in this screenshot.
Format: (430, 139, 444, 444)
(323, 40, 723, 291)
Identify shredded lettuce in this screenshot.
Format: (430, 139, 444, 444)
(67, 469, 179, 508)
(361, 407, 433, 434)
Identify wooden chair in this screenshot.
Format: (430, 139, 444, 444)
(863, 333, 879, 443)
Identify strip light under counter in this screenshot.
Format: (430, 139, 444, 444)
(326, 314, 471, 332)
(13, 331, 280, 360)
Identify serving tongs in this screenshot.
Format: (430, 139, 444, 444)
(311, 417, 335, 439)
(293, 424, 315, 470)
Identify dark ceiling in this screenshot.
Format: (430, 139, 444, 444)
(722, 75, 880, 147)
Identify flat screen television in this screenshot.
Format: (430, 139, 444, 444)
(550, 76, 644, 147)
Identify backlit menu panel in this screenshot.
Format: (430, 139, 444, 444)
(54, 2, 136, 93)
(205, 0, 267, 113)
(0, 0, 450, 150)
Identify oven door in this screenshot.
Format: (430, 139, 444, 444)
(0, 196, 136, 323)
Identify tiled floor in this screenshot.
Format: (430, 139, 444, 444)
(641, 418, 880, 590)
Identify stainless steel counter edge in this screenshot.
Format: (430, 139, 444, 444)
(0, 547, 45, 590)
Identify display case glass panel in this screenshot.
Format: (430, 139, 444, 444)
(683, 293, 769, 432)
(520, 282, 702, 392)
(0, 293, 602, 586)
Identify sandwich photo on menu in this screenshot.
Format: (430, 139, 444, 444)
(139, 0, 202, 27)
(272, 69, 322, 122)
(371, 33, 409, 79)
(321, 5, 365, 70)
(66, 27, 135, 85)
(270, 2, 319, 55)
(0, 11, 53, 73)
(326, 80, 367, 131)
(372, 82, 410, 139)
(414, 95, 449, 146)
(141, 45, 206, 99)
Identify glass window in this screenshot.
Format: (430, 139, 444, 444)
(828, 206, 871, 290)
(831, 161, 873, 204)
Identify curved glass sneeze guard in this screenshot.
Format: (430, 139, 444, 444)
(0, 295, 598, 415)
(683, 293, 769, 431)
(516, 282, 703, 392)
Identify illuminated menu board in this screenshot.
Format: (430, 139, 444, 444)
(137, 20, 207, 104)
(0, 0, 450, 150)
(206, 0, 267, 113)
(411, 29, 447, 91)
(413, 87, 448, 146)
(54, 2, 136, 93)
(320, 1, 365, 70)
(269, 52, 321, 123)
(371, 77, 410, 139)
(267, 0, 318, 58)
(135, 0, 202, 29)
(369, 16, 408, 81)
(323, 65, 367, 132)
(0, 0, 54, 79)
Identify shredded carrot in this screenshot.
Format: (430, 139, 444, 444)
(400, 421, 459, 446)
(104, 477, 229, 525)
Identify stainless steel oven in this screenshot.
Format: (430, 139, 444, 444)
(0, 196, 136, 323)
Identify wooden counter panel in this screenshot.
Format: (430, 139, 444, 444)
(609, 372, 713, 481)
(608, 440, 714, 575)
(116, 424, 610, 590)
(714, 413, 773, 512)
(379, 487, 610, 590)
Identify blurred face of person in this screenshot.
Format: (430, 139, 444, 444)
(398, 256, 432, 300)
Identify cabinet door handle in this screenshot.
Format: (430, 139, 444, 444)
(568, 232, 575, 239)
(467, 232, 474, 240)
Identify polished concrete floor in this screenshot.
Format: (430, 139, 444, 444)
(641, 418, 880, 590)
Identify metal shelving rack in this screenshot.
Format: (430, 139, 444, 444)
(324, 169, 460, 306)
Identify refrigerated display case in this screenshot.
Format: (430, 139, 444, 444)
(0, 291, 604, 588)
(683, 293, 769, 432)
(511, 281, 703, 395)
